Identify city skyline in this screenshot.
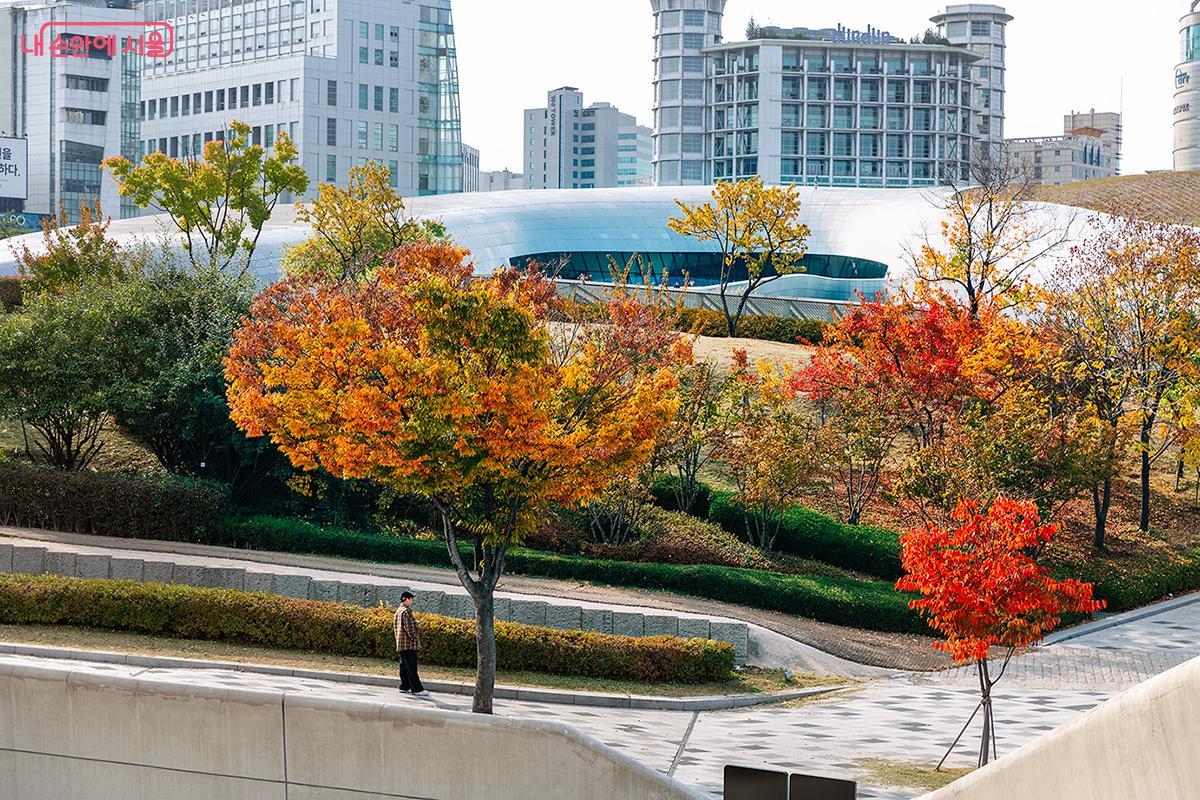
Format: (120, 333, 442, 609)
(454, 0, 1184, 176)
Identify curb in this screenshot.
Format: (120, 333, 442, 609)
(0, 641, 843, 711)
(1042, 590, 1200, 646)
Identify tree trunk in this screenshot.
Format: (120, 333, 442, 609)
(1140, 421, 1152, 533)
(472, 591, 496, 714)
(1177, 459, 1185, 493)
(977, 660, 993, 768)
(1092, 478, 1112, 551)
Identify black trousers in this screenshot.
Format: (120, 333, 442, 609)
(399, 649, 424, 692)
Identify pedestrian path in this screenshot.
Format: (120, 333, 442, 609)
(3, 591, 1195, 799)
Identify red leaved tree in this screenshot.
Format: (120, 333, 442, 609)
(896, 497, 1103, 767)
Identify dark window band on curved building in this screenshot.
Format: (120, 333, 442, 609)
(510, 251, 889, 286)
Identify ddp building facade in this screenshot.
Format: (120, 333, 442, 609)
(1177, 3, 1200, 172)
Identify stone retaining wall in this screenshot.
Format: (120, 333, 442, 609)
(0, 541, 749, 663)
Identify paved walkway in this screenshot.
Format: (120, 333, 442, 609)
(4, 592, 1197, 799)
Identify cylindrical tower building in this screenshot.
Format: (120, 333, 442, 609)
(1176, 3, 1200, 171)
(649, 0, 727, 186)
(930, 4, 1012, 165)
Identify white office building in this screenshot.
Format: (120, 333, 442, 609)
(461, 142, 479, 191)
(523, 86, 652, 189)
(138, 0, 463, 198)
(704, 39, 979, 187)
(480, 168, 523, 191)
(0, 0, 142, 220)
(1177, 2, 1200, 172)
(1006, 109, 1120, 185)
(931, 4, 1011, 161)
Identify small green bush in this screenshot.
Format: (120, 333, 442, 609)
(583, 505, 773, 571)
(221, 516, 922, 633)
(706, 491, 902, 580)
(0, 463, 229, 542)
(0, 574, 735, 683)
(0, 276, 22, 312)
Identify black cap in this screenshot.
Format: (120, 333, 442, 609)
(400, 591, 415, 601)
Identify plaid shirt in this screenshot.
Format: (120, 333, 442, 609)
(394, 605, 421, 651)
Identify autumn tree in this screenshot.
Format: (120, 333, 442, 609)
(285, 161, 446, 281)
(713, 353, 818, 551)
(668, 177, 810, 337)
(911, 157, 1071, 316)
(14, 202, 124, 294)
(104, 120, 309, 275)
(1041, 213, 1200, 539)
(660, 359, 729, 515)
(225, 241, 684, 713)
(793, 347, 908, 525)
(897, 497, 1103, 767)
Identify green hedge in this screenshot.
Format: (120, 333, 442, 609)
(650, 473, 713, 518)
(704, 491, 902, 580)
(0, 574, 734, 683)
(1061, 549, 1200, 613)
(0, 464, 229, 542)
(677, 307, 826, 345)
(222, 516, 923, 633)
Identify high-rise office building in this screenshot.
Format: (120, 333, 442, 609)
(0, 0, 142, 220)
(462, 142, 479, 192)
(931, 4, 1012, 162)
(138, 0, 463, 197)
(705, 37, 979, 187)
(649, 0, 727, 186)
(523, 87, 651, 189)
(1177, 2, 1200, 171)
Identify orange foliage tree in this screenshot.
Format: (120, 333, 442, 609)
(897, 497, 1103, 767)
(225, 241, 686, 713)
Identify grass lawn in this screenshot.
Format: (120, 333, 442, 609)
(855, 758, 973, 791)
(0, 623, 845, 698)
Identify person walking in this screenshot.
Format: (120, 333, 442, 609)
(394, 591, 429, 696)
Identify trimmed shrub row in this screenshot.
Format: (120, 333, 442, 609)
(0, 464, 229, 542)
(678, 307, 826, 345)
(681, 487, 903, 581)
(1061, 549, 1200, 613)
(222, 516, 924, 634)
(0, 574, 735, 683)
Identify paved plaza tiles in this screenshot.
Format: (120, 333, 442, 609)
(3, 594, 1197, 799)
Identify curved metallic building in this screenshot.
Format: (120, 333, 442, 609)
(0, 185, 1083, 305)
(1177, 3, 1200, 171)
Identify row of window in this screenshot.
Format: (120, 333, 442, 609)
(655, 9, 715, 31)
(326, 155, 399, 187)
(65, 75, 109, 93)
(143, 121, 298, 160)
(708, 132, 955, 160)
(142, 79, 299, 121)
(714, 51, 973, 78)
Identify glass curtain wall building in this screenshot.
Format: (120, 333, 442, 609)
(931, 4, 1012, 162)
(139, 0, 463, 198)
(1176, 3, 1200, 172)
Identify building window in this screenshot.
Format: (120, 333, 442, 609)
(375, 48, 384, 66)
(374, 85, 383, 111)
(971, 20, 992, 37)
(390, 51, 399, 68)
(806, 105, 828, 128)
(682, 133, 703, 154)
(388, 124, 398, 152)
(65, 75, 109, 92)
(359, 21, 369, 38)
(326, 154, 337, 182)
(358, 84, 368, 109)
(253, 84, 262, 106)
(373, 122, 383, 150)
(681, 161, 703, 181)
(64, 108, 107, 125)
(327, 80, 337, 106)
(357, 121, 368, 149)
(359, 46, 368, 64)
(327, 117, 338, 146)
(205, 90, 214, 112)
(805, 132, 828, 157)
(266, 82, 275, 105)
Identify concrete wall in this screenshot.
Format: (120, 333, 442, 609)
(0, 540, 749, 663)
(0, 659, 706, 800)
(922, 655, 1200, 800)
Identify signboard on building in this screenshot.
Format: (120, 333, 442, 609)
(0, 138, 27, 201)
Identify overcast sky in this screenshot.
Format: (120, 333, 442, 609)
(453, 0, 1187, 176)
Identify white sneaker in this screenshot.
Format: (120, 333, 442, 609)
(413, 690, 431, 697)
